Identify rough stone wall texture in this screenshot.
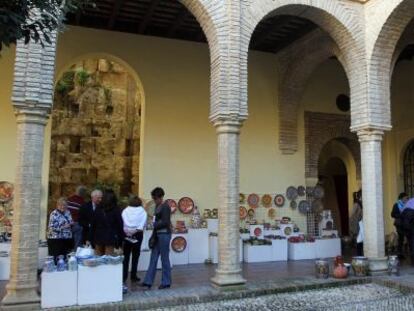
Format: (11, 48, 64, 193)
(304, 112, 361, 180)
(48, 59, 141, 208)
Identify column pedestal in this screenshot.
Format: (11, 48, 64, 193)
(210, 119, 246, 287)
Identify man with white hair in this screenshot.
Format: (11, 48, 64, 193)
(79, 189, 103, 246)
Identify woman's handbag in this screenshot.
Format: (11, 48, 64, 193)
(148, 231, 158, 249)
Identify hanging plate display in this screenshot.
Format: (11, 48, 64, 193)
(247, 208, 255, 218)
(254, 227, 262, 237)
(240, 206, 248, 220)
(298, 200, 310, 214)
(171, 236, 187, 253)
(311, 199, 323, 213)
(0, 182, 13, 204)
(0, 208, 5, 222)
(313, 185, 325, 199)
(239, 193, 246, 204)
(286, 186, 298, 201)
(274, 194, 285, 207)
(178, 197, 195, 214)
(165, 199, 177, 214)
(290, 200, 297, 209)
(268, 208, 276, 219)
(297, 186, 306, 197)
(306, 186, 314, 197)
(247, 194, 260, 208)
(261, 194, 272, 207)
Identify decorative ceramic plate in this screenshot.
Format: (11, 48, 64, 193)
(178, 197, 195, 214)
(165, 199, 177, 214)
(298, 200, 310, 214)
(254, 227, 262, 237)
(247, 194, 260, 208)
(0, 182, 13, 204)
(286, 186, 298, 201)
(0, 209, 5, 222)
(239, 193, 246, 204)
(297, 186, 306, 197)
(306, 186, 314, 196)
(284, 226, 292, 236)
(313, 185, 325, 199)
(290, 200, 297, 209)
(171, 236, 187, 253)
(240, 206, 248, 220)
(274, 194, 285, 207)
(247, 208, 255, 218)
(261, 194, 272, 207)
(311, 199, 323, 212)
(268, 208, 276, 219)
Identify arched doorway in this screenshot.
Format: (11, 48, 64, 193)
(48, 57, 144, 211)
(403, 140, 414, 197)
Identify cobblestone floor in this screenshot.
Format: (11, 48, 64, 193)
(152, 284, 414, 311)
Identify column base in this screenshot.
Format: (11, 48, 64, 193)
(2, 286, 40, 310)
(211, 269, 246, 288)
(368, 257, 388, 276)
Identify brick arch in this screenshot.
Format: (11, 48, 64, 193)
(367, 0, 414, 131)
(305, 112, 360, 179)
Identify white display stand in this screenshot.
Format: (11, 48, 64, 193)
(270, 239, 288, 261)
(188, 229, 209, 263)
(249, 225, 264, 239)
(207, 219, 219, 233)
(170, 233, 189, 265)
(0, 256, 10, 280)
(243, 244, 272, 263)
(315, 238, 341, 258)
(41, 271, 77, 308)
(288, 242, 317, 260)
(77, 264, 122, 305)
(0, 243, 11, 252)
(209, 236, 243, 263)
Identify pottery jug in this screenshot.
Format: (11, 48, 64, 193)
(388, 255, 400, 276)
(351, 256, 369, 276)
(191, 206, 202, 228)
(333, 256, 348, 279)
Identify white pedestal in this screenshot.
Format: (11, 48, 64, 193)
(315, 238, 341, 258)
(207, 219, 219, 233)
(288, 242, 317, 260)
(0, 243, 11, 252)
(41, 271, 77, 308)
(188, 229, 209, 263)
(170, 233, 189, 265)
(243, 244, 272, 263)
(270, 239, 288, 261)
(77, 264, 122, 305)
(0, 257, 10, 280)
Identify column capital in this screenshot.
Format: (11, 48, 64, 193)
(357, 128, 384, 143)
(213, 117, 243, 134)
(14, 107, 49, 126)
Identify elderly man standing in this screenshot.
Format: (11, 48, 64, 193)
(79, 189, 103, 246)
(67, 185, 88, 250)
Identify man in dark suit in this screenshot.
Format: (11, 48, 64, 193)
(79, 189, 103, 245)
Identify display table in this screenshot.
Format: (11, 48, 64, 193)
(288, 242, 316, 260)
(315, 238, 341, 258)
(188, 229, 209, 264)
(243, 244, 272, 263)
(77, 264, 122, 305)
(270, 239, 288, 261)
(41, 271, 77, 308)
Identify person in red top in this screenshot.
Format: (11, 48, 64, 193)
(67, 186, 87, 250)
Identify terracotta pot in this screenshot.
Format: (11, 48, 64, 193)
(333, 264, 348, 279)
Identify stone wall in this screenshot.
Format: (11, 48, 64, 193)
(48, 58, 141, 208)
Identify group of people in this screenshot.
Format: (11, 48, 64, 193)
(47, 186, 172, 291)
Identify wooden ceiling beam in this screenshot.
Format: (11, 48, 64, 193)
(272, 23, 316, 53)
(250, 16, 293, 49)
(167, 8, 188, 37)
(108, 0, 126, 29)
(138, 0, 161, 34)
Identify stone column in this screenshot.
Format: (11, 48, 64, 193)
(2, 109, 49, 309)
(211, 118, 246, 287)
(357, 128, 388, 274)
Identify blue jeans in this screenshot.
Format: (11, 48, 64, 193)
(144, 233, 171, 286)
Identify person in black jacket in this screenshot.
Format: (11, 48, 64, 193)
(142, 187, 172, 289)
(401, 204, 414, 266)
(79, 189, 102, 246)
(90, 189, 123, 255)
(391, 192, 409, 258)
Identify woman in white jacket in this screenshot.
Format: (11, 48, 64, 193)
(122, 195, 147, 283)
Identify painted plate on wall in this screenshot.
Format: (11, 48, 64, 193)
(240, 206, 248, 220)
(306, 186, 314, 196)
(297, 186, 306, 197)
(239, 193, 246, 204)
(261, 194, 272, 207)
(165, 199, 177, 214)
(247, 208, 255, 218)
(0, 182, 13, 204)
(313, 185, 325, 199)
(298, 200, 310, 214)
(178, 197, 195, 214)
(247, 194, 260, 208)
(290, 200, 297, 209)
(171, 236, 187, 253)
(286, 186, 298, 201)
(268, 208, 276, 219)
(274, 194, 285, 207)
(311, 199, 323, 213)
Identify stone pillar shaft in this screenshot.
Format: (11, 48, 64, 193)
(358, 129, 385, 259)
(211, 119, 245, 287)
(2, 110, 48, 307)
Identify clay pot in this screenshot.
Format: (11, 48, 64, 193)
(352, 256, 369, 276)
(315, 259, 329, 279)
(333, 255, 348, 279)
